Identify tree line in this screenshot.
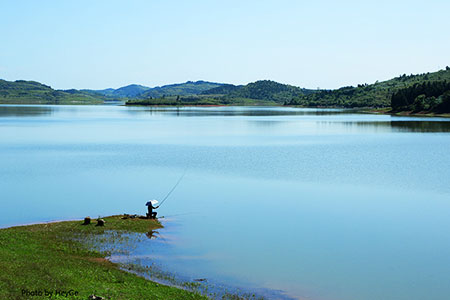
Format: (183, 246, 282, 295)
(391, 80, 450, 113)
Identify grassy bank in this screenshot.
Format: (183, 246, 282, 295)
(0, 215, 208, 300)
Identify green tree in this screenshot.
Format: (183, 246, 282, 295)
(412, 94, 426, 111)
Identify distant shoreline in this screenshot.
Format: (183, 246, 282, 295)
(2, 102, 450, 118)
(362, 108, 450, 118)
(124, 103, 229, 107)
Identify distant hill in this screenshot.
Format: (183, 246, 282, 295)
(93, 88, 115, 96)
(286, 67, 450, 108)
(5, 68, 450, 110)
(200, 84, 242, 95)
(87, 84, 150, 98)
(87, 81, 224, 99)
(0, 80, 105, 104)
(230, 80, 312, 102)
(201, 80, 315, 103)
(128, 80, 316, 106)
(139, 81, 224, 98)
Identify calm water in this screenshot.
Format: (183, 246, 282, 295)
(1, 105, 450, 300)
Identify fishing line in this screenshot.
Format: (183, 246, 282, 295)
(159, 212, 194, 219)
(158, 170, 187, 207)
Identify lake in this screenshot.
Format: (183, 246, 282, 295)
(1, 105, 450, 300)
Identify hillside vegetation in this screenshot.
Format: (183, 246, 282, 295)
(138, 81, 223, 98)
(200, 84, 242, 95)
(128, 80, 313, 106)
(0, 80, 106, 104)
(4, 68, 450, 110)
(286, 67, 450, 108)
(391, 80, 450, 113)
(205, 80, 314, 102)
(87, 84, 150, 98)
(126, 95, 278, 106)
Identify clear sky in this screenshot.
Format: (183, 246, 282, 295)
(1, 0, 449, 90)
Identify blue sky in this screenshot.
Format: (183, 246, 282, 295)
(1, 0, 449, 89)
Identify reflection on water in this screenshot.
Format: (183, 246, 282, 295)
(321, 120, 450, 132)
(146, 230, 159, 240)
(391, 120, 450, 132)
(0, 105, 53, 117)
(107, 221, 297, 300)
(1, 105, 450, 300)
(2, 104, 449, 134)
(124, 106, 353, 117)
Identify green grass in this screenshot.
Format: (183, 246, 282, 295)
(0, 215, 208, 300)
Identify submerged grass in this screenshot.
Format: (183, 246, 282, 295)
(0, 215, 208, 300)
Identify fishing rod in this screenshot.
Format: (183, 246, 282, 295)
(158, 171, 186, 207)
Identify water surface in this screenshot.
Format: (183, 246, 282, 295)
(1, 105, 450, 300)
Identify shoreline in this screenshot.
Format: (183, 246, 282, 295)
(0, 215, 209, 300)
(0, 215, 280, 300)
(124, 104, 229, 107)
(361, 108, 450, 118)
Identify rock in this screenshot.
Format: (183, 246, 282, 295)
(122, 214, 137, 220)
(96, 219, 105, 226)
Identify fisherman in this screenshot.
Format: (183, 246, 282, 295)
(146, 201, 159, 219)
